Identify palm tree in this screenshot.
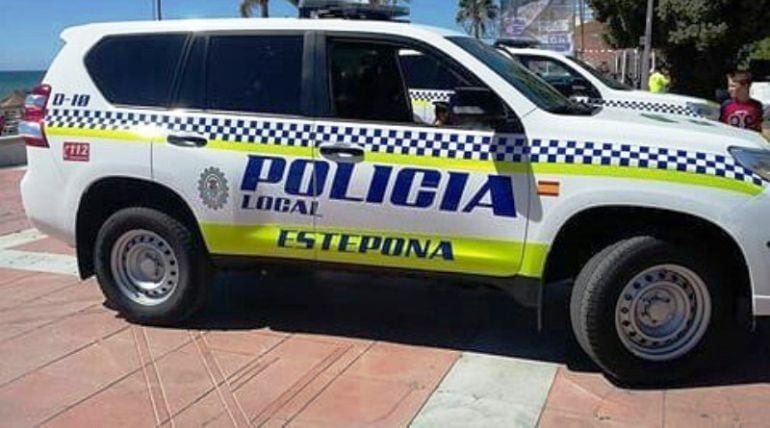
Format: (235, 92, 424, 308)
(456, 0, 500, 39)
(240, 0, 271, 18)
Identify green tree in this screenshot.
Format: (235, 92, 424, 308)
(749, 37, 770, 61)
(456, 0, 500, 39)
(587, 0, 770, 98)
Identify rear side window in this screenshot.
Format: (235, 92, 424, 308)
(85, 34, 187, 107)
(204, 35, 304, 115)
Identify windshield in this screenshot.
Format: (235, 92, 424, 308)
(448, 36, 573, 114)
(569, 56, 632, 91)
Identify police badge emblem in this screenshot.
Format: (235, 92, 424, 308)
(198, 167, 229, 210)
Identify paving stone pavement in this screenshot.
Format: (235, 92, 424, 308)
(1, 165, 770, 427)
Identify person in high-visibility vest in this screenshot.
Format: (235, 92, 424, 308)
(649, 67, 671, 93)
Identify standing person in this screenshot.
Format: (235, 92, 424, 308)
(648, 66, 670, 93)
(720, 70, 764, 133)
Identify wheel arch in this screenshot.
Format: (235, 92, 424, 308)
(542, 205, 752, 309)
(75, 176, 205, 279)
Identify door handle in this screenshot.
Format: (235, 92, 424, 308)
(167, 134, 208, 147)
(319, 145, 364, 161)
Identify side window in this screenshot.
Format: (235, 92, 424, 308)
(326, 38, 509, 131)
(175, 36, 206, 109)
(85, 34, 188, 107)
(399, 51, 465, 90)
(328, 40, 412, 123)
(207, 35, 304, 115)
(398, 50, 470, 124)
(175, 35, 304, 115)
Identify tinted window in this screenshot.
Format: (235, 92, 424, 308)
(206, 35, 303, 115)
(399, 51, 465, 90)
(86, 34, 187, 107)
(176, 36, 206, 109)
(328, 40, 412, 123)
(449, 37, 572, 113)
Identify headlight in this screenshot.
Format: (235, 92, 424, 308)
(729, 147, 770, 182)
(687, 101, 720, 120)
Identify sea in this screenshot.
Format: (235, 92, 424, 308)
(0, 70, 45, 100)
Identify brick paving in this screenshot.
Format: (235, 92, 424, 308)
(1, 165, 770, 427)
(0, 168, 30, 236)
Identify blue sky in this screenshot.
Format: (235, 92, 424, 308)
(0, 0, 465, 71)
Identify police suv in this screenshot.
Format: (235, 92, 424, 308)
(19, 12, 770, 384)
(497, 44, 721, 120)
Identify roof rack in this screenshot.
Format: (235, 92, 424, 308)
(298, 0, 409, 21)
(494, 37, 541, 49)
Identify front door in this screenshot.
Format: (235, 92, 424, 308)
(304, 35, 531, 277)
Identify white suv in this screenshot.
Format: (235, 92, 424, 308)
(20, 17, 770, 384)
(498, 46, 721, 120)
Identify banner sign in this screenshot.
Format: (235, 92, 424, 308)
(500, 0, 576, 55)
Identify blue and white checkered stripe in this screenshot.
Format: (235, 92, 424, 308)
(46, 109, 764, 187)
(47, 109, 316, 147)
(315, 123, 518, 161)
(526, 139, 763, 186)
(589, 98, 699, 118)
(409, 89, 454, 104)
(316, 123, 762, 186)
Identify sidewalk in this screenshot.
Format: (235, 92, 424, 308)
(1, 166, 769, 427)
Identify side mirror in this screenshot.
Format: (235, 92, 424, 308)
(450, 87, 507, 121)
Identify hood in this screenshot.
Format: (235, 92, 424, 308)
(625, 89, 711, 106)
(523, 106, 768, 155)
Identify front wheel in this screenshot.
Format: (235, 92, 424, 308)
(570, 236, 735, 385)
(94, 207, 212, 325)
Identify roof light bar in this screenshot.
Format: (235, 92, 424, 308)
(298, 0, 409, 21)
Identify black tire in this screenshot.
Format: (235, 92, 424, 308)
(570, 236, 735, 385)
(94, 207, 212, 325)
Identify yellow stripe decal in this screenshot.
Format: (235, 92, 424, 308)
(206, 140, 311, 157)
(531, 163, 762, 196)
(200, 223, 544, 278)
(46, 125, 763, 195)
(46, 126, 149, 142)
(519, 243, 549, 278)
(411, 100, 434, 108)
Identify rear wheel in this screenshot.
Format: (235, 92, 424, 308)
(570, 236, 734, 384)
(94, 207, 212, 325)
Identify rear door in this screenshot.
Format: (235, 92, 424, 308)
(307, 34, 531, 277)
(154, 32, 318, 261)
(47, 34, 187, 208)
